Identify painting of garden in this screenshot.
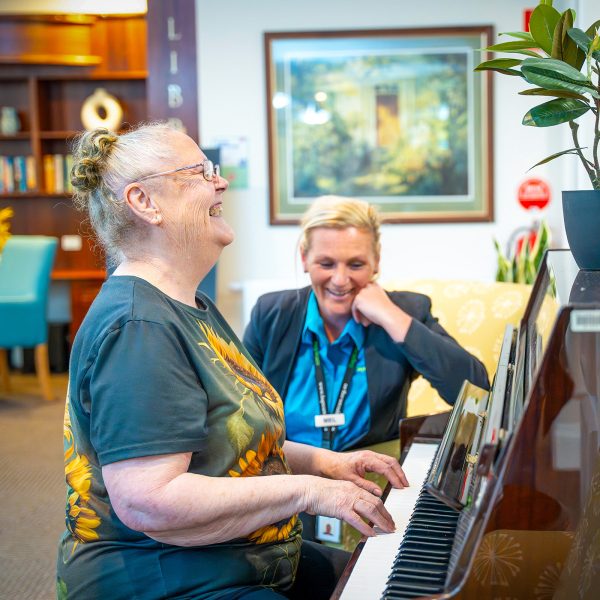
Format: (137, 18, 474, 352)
(267, 30, 492, 222)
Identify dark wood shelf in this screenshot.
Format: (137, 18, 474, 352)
(53, 269, 106, 281)
(38, 70, 148, 81)
(0, 132, 31, 140)
(0, 191, 72, 199)
(0, 12, 147, 338)
(40, 130, 79, 140)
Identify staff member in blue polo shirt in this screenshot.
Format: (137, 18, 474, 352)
(243, 196, 488, 539)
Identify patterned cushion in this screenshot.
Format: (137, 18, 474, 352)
(381, 280, 532, 417)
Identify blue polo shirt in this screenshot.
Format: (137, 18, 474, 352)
(284, 292, 370, 451)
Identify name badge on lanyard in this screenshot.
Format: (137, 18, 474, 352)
(311, 333, 358, 449)
(314, 413, 346, 428)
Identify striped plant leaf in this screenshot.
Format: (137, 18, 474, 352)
(522, 97, 591, 127)
(521, 58, 599, 97)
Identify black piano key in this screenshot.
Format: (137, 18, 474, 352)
(393, 549, 448, 564)
(385, 580, 443, 593)
(391, 566, 446, 577)
(389, 573, 445, 586)
(404, 525, 454, 539)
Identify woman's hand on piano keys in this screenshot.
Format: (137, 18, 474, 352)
(304, 476, 396, 538)
(318, 448, 409, 494)
(303, 448, 410, 537)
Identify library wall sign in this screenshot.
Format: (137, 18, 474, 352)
(146, 0, 199, 141)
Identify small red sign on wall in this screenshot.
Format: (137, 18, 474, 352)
(524, 8, 534, 32)
(518, 178, 551, 210)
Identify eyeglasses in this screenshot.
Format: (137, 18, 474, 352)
(138, 159, 220, 182)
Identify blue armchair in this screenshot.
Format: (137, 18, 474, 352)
(0, 235, 58, 400)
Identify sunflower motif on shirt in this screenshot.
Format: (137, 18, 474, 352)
(197, 321, 284, 426)
(63, 400, 101, 553)
(229, 429, 298, 544)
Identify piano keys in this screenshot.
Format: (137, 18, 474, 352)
(339, 442, 439, 600)
(333, 250, 600, 600)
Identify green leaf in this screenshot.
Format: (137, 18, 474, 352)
(568, 27, 592, 53)
(486, 41, 542, 57)
(494, 239, 513, 283)
(500, 31, 536, 43)
(573, 21, 600, 69)
(586, 19, 600, 40)
(523, 97, 591, 127)
(529, 4, 562, 54)
(552, 10, 579, 66)
(590, 33, 600, 61)
(226, 406, 254, 456)
(519, 87, 588, 100)
(499, 31, 536, 43)
(531, 220, 551, 271)
(521, 58, 600, 98)
(527, 147, 587, 170)
(474, 58, 523, 76)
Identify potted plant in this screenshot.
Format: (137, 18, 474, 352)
(494, 220, 551, 284)
(475, 0, 600, 270)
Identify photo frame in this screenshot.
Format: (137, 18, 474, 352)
(265, 27, 494, 224)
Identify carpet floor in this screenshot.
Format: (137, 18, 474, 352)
(0, 373, 68, 600)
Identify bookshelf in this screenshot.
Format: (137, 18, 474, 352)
(0, 13, 147, 340)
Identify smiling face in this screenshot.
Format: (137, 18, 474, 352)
(301, 226, 379, 332)
(152, 131, 234, 254)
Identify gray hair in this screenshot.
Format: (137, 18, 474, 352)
(70, 121, 179, 266)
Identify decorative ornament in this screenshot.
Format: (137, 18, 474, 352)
(80, 88, 123, 132)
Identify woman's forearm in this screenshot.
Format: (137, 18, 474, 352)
(104, 453, 313, 546)
(133, 472, 311, 546)
(283, 440, 337, 476)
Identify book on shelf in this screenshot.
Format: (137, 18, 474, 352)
(13, 156, 27, 193)
(25, 155, 37, 191)
(1, 156, 15, 193)
(43, 154, 55, 193)
(53, 154, 64, 193)
(0, 153, 73, 195)
(64, 154, 74, 193)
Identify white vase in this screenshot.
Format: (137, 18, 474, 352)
(1, 107, 20, 135)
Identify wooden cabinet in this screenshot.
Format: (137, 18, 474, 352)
(0, 14, 147, 339)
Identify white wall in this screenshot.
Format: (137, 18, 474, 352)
(196, 0, 598, 333)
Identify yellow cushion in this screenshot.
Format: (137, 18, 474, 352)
(381, 279, 532, 417)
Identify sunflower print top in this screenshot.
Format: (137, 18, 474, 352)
(56, 276, 302, 600)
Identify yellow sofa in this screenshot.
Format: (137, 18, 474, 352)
(332, 279, 532, 551)
(389, 279, 532, 417)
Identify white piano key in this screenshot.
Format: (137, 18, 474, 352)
(339, 442, 439, 600)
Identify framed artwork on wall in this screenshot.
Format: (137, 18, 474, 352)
(265, 27, 494, 224)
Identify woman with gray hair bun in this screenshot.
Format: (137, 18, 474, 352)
(57, 124, 409, 599)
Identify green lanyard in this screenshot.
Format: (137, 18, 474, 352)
(311, 332, 359, 449)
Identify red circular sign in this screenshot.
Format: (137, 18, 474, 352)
(518, 178, 551, 210)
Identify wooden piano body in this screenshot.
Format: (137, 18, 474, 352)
(334, 250, 600, 600)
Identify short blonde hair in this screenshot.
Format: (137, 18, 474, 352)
(300, 196, 381, 258)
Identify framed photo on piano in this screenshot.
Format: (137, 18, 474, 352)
(265, 26, 494, 224)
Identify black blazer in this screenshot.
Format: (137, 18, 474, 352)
(243, 286, 489, 448)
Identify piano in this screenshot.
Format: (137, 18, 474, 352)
(333, 249, 600, 600)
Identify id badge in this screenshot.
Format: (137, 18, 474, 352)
(314, 413, 345, 428)
(315, 516, 342, 543)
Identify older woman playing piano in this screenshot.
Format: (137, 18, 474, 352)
(56, 124, 409, 600)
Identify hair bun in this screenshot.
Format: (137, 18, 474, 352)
(71, 128, 118, 192)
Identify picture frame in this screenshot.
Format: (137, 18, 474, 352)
(265, 27, 494, 224)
